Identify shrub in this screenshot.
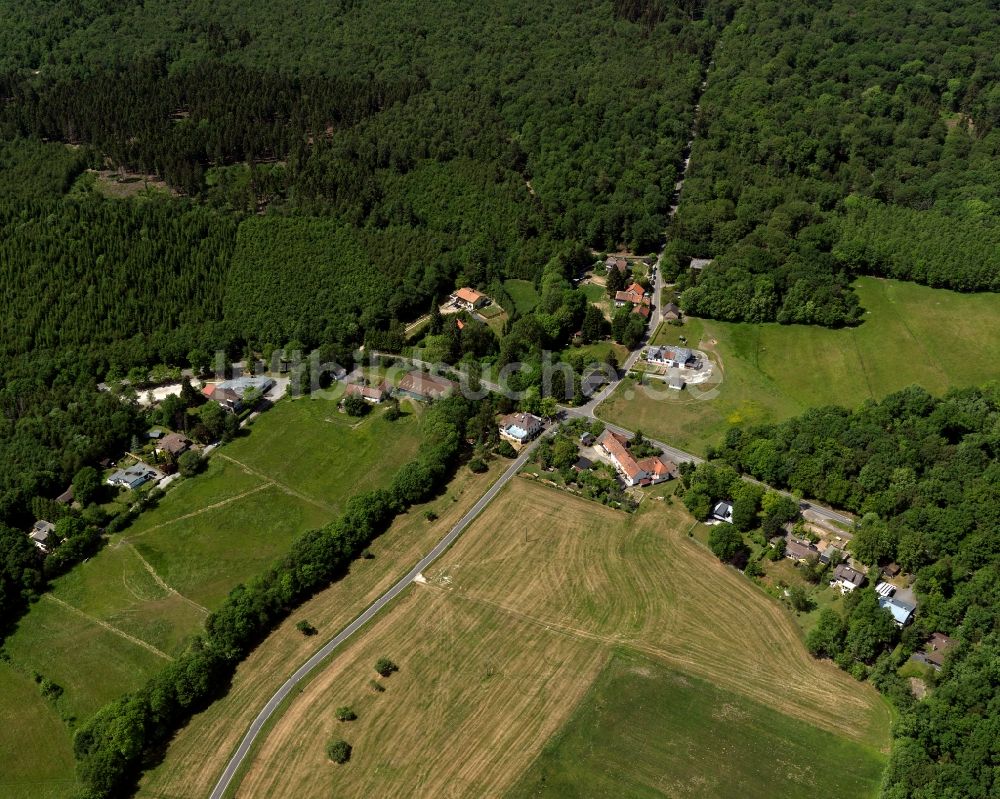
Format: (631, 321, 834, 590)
(326, 739, 352, 763)
(177, 450, 206, 477)
(335, 706, 357, 722)
(468, 457, 487, 474)
(374, 657, 398, 677)
(369, 679, 385, 693)
(360, 548, 375, 559)
(496, 440, 517, 458)
(295, 620, 317, 636)
(343, 394, 368, 417)
(424, 510, 438, 521)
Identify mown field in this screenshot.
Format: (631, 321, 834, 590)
(600, 277, 1000, 454)
(0, 398, 422, 798)
(0, 662, 78, 799)
(137, 462, 503, 799)
(503, 278, 540, 315)
(509, 650, 887, 799)
(228, 479, 890, 799)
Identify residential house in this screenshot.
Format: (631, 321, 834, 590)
(832, 563, 866, 593)
(29, 520, 56, 554)
(572, 456, 593, 473)
(785, 538, 819, 562)
(879, 595, 915, 627)
(450, 287, 488, 311)
(605, 256, 629, 273)
(581, 369, 611, 397)
(662, 302, 682, 321)
(395, 371, 457, 402)
(499, 412, 544, 449)
(156, 432, 191, 458)
(818, 545, 841, 565)
(56, 486, 74, 505)
(712, 501, 734, 523)
(203, 376, 276, 413)
(646, 346, 697, 369)
(597, 430, 677, 487)
(882, 562, 902, 578)
(633, 303, 651, 319)
(344, 381, 389, 404)
(689, 257, 713, 271)
(107, 463, 164, 491)
(924, 633, 956, 670)
(614, 282, 649, 308)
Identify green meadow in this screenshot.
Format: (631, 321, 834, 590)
(509, 650, 887, 799)
(0, 398, 422, 796)
(504, 278, 540, 314)
(599, 277, 1000, 454)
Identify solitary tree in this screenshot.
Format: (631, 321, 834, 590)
(374, 657, 398, 677)
(326, 739, 352, 764)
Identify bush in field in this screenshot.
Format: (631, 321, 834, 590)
(327, 739, 352, 763)
(374, 657, 398, 677)
(335, 706, 357, 722)
(295, 620, 317, 636)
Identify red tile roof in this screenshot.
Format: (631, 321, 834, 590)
(453, 287, 485, 305)
(598, 430, 642, 479)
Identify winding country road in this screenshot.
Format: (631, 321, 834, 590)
(208, 437, 541, 799)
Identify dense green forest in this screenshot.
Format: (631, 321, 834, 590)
(0, 1, 726, 544)
(666, 0, 1000, 323)
(683, 385, 1000, 798)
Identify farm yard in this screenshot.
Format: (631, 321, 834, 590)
(600, 277, 1000, 454)
(0, 398, 423, 799)
(224, 479, 890, 799)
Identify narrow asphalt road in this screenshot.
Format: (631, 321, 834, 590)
(209, 436, 540, 799)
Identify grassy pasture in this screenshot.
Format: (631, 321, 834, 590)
(0, 662, 78, 799)
(503, 278, 540, 314)
(0, 400, 422, 796)
(600, 277, 1000, 454)
(510, 651, 887, 799)
(228, 480, 889, 798)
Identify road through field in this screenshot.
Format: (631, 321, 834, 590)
(208, 436, 541, 799)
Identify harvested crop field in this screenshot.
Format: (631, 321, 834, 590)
(225, 479, 890, 798)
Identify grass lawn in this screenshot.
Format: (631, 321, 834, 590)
(509, 650, 887, 799)
(504, 278, 540, 314)
(0, 662, 78, 799)
(225, 480, 889, 798)
(600, 277, 1000, 454)
(0, 399, 424, 789)
(579, 281, 606, 304)
(565, 340, 629, 366)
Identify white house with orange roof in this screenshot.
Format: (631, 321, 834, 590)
(450, 287, 489, 311)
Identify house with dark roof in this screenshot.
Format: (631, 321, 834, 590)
(499, 412, 544, 449)
(56, 486, 74, 505)
(203, 376, 275, 413)
(785, 538, 819, 562)
(712, 501, 734, 523)
(395, 371, 457, 402)
(924, 633, 956, 669)
(29, 520, 56, 554)
(156, 432, 191, 458)
(647, 346, 697, 369)
(605, 256, 629, 273)
(662, 302, 682, 321)
(832, 563, 866, 593)
(107, 463, 164, 491)
(572, 456, 593, 473)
